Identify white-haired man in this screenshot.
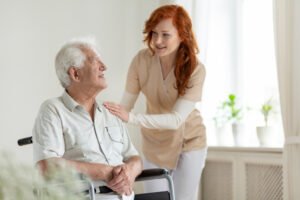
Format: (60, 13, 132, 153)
(32, 38, 142, 200)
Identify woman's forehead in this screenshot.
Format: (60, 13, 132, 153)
(153, 18, 177, 32)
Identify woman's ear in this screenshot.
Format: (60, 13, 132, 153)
(68, 66, 79, 82)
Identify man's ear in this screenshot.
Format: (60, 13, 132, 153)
(68, 66, 79, 82)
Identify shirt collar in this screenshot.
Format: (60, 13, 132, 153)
(94, 100, 103, 112)
(62, 90, 80, 112)
(62, 90, 103, 112)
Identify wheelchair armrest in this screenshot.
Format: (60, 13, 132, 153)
(135, 168, 170, 182)
(135, 168, 175, 200)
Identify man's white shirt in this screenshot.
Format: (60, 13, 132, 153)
(33, 91, 138, 190)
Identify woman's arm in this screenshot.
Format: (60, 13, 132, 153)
(104, 97, 200, 130)
(103, 58, 205, 130)
(120, 91, 139, 111)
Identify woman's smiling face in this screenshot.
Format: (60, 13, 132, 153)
(151, 18, 181, 58)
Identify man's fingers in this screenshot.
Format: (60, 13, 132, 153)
(108, 175, 123, 188)
(113, 166, 122, 176)
(125, 188, 132, 196)
(112, 184, 131, 195)
(110, 185, 131, 196)
(111, 181, 125, 191)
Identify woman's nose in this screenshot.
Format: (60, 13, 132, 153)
(154, 35, 162, 45)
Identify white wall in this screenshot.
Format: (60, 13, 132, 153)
(0, 0, 165, 163)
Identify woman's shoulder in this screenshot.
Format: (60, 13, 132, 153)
(193, 59, 206, 75)
(134, 48, 153, 60)
(197, 58, 205, 69)
(130, 48, 155, 70)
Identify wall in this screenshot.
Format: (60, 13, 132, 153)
(0, 0, 165, 163)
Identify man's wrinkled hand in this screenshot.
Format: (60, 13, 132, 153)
(107, 165, 135, 196)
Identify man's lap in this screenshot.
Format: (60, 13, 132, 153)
(95, 192, 134, 200)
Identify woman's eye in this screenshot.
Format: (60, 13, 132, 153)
(163, 33, 170, 37)
(152, 31, 158, 36)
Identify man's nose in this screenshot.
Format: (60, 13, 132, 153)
(101, 63, 107, 71)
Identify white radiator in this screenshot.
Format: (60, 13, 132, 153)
(201, 161, 233, 200)
(199, 147, 283, 200)
(245, 163, 283, 200)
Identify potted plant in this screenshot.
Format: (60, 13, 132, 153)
(256, 98, 275, 146)
(223, 94, 245, 145)
(213, 94, 245, 146)
(213, 105, 232, 146)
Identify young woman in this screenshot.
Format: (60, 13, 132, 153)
(104, 5, 207, 200)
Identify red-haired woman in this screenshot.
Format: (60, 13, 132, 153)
(104, 5, 207, 200)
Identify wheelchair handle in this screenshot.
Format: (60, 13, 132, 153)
(18, 136, 33, 146)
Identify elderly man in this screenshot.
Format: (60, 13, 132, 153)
(32, 38, 142, 200)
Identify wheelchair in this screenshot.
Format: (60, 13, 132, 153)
(18, 136, 175, 200)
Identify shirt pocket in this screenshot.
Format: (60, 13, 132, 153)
(105, 125, 124, 156)
(105, 126, 124, 144)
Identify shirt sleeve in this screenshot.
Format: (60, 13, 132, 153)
(118, 119, 139, 160)
(120, 91, 139, 112)
(125, 53, 141, 95)
(128, 98, 199, 130)
(32, 102, 65, 164)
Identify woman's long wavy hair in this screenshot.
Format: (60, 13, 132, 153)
(143, 5, 199, 96)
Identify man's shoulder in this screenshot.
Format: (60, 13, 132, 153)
(39, 97, 64, 114)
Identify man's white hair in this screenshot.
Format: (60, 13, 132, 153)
(55, 37, 99, 88)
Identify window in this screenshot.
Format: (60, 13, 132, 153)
(178, 0, 284, 147)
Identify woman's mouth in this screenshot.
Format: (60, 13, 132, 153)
(156, 46, 166, 50)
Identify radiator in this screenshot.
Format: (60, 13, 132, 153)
(199, 147, 283, 200)
(245, 163, 283, 200)
(201, 161, 233, 200)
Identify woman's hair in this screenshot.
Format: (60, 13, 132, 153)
(143, 5, 199, 96)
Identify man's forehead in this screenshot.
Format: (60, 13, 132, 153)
(83, 48, 101, 60)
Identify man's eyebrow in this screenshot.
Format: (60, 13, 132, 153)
(88, 56, 98, 61)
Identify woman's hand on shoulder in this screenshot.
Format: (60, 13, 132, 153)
(103, 102, 129, 123)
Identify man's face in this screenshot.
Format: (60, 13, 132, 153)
(77, 48, 107, 90)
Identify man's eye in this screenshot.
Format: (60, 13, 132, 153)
(92, 57, 98, 64)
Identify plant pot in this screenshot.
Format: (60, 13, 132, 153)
(215, 124, 232, 146)
(256, 126, 273, 146)
(232, 123, 245, 146)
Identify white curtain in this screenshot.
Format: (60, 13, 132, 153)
(175, 0, 239, 145)
(273, 0, 300, 199)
